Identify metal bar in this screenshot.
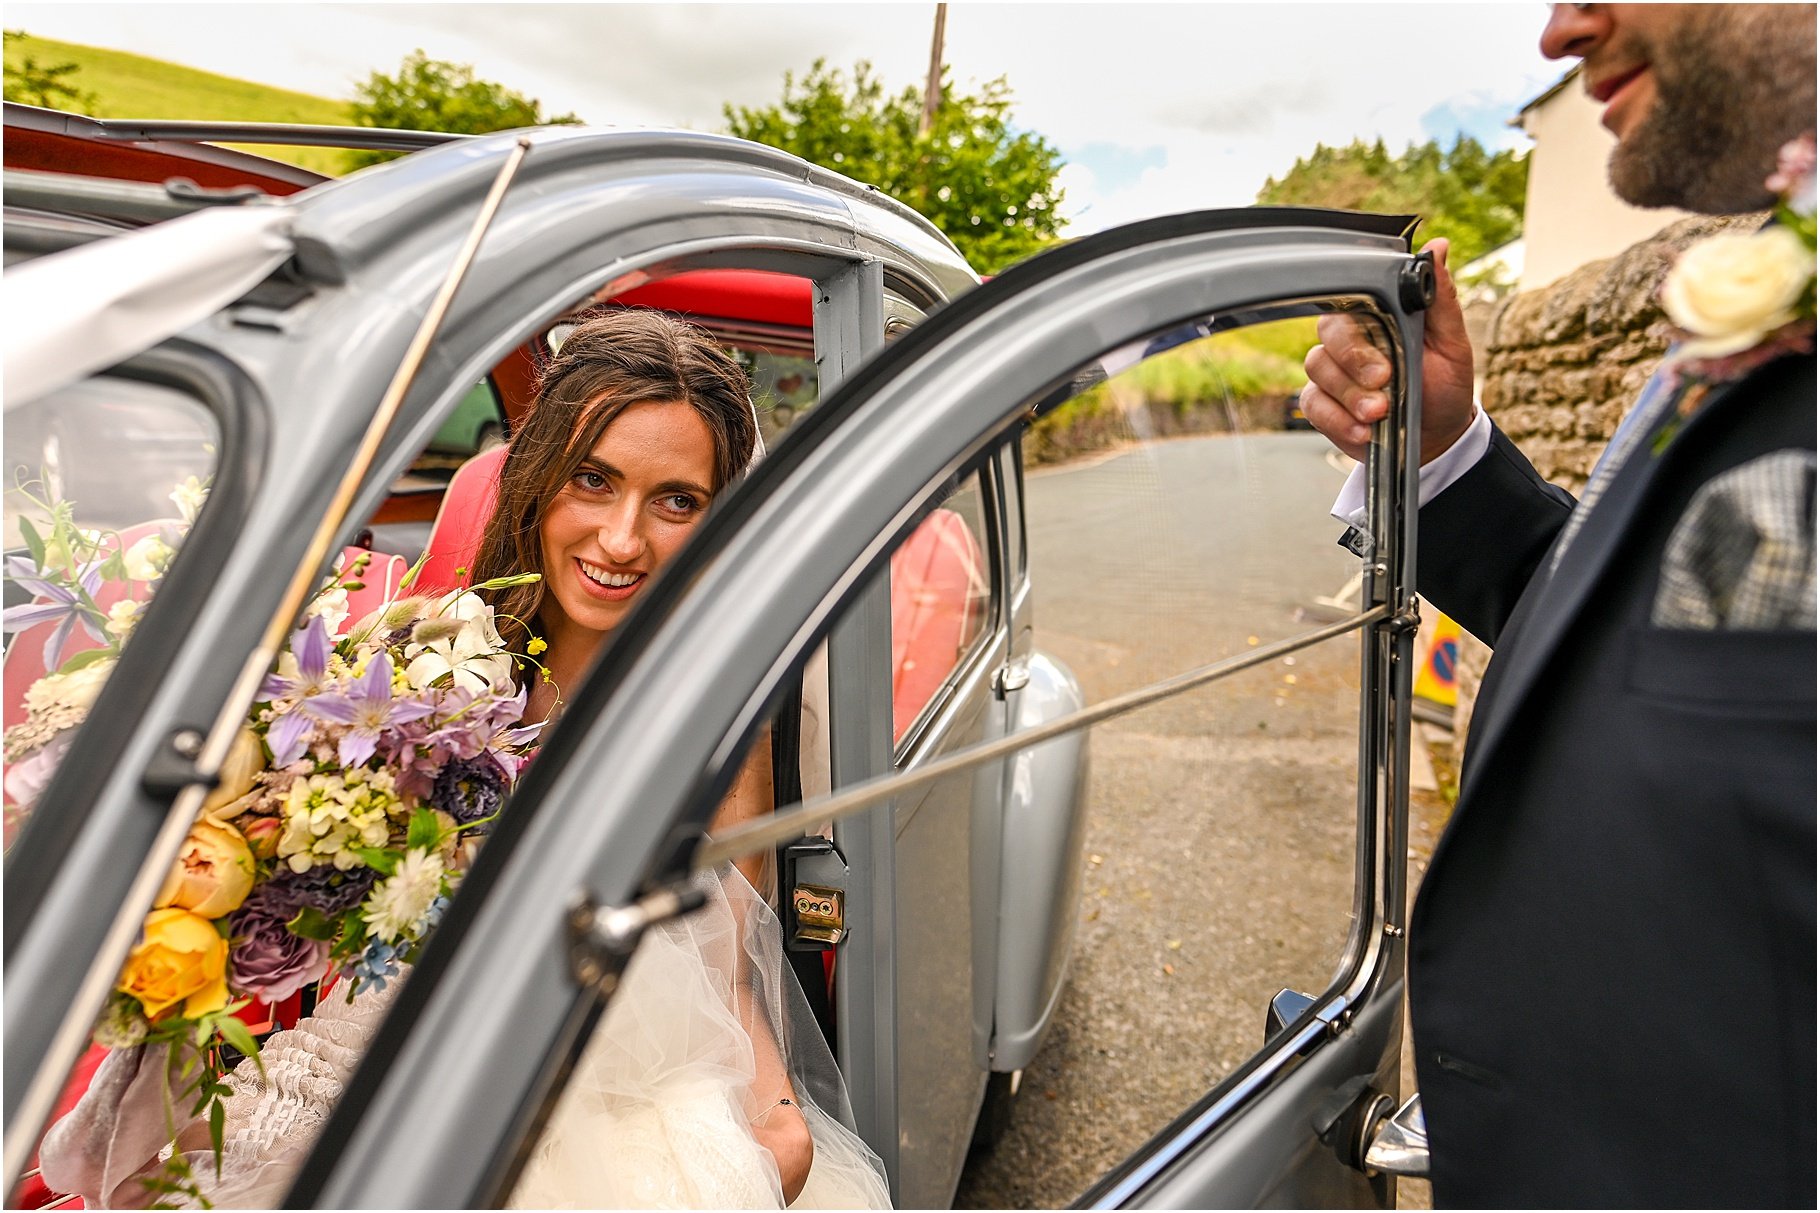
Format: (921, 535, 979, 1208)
(78, 118, 468, 152)
(696, 605, 1388, 871)
(3, 169, 212, 223)
(0, 138, 533, 1200)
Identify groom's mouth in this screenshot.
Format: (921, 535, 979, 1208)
(1589, 64, 1651, 136)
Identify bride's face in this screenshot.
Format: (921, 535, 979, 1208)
(538, 398, 718, 645)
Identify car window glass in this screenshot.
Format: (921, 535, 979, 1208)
(956, 304, 1402, 1205)
(3, 376, 219, 852)
(890, 471, 994, 746)
(734, 346, 818, 449)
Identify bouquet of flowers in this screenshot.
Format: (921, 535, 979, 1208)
(4, 475, 545, 1193)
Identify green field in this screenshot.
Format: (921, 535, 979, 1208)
(4, 33, 359, 175)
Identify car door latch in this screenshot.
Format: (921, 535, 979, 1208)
(783, 835, 848, 949)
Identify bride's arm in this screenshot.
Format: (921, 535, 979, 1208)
(712, 725, 815, 1204)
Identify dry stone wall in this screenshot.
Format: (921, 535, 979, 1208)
(1446, 212, 1767, 766)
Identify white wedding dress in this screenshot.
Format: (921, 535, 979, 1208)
(40, 867, 889, 1210)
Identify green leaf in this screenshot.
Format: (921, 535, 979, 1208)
(209, 1098, 225, 1177)
(349, 846, 400, 877)
(214, 1014, 261, 1065)
(55, 646, 116, 675)
(16, 514, 45, 567)
(405, 808, 443, 852)
(287, 904, 343, 941)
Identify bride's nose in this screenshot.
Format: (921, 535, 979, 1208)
(598, 505, 645, 564)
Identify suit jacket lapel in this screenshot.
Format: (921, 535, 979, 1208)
(1452, 374, 1748, 806)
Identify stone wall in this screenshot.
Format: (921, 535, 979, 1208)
(1446, 211, 1767, 766)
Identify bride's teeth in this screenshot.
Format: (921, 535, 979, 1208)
(580, 562, 640, 588)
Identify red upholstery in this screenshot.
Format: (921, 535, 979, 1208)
(887, 510, 987, 742)
(416, 445, 508, 595)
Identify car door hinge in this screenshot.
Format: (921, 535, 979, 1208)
(992, 662, 1030, 699)
(567, 883, 707, 998)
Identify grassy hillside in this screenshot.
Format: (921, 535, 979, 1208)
(4, 33, 359, 176)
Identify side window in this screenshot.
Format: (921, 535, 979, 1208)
(960, 304, 1403, 1204)
(889, 472, 993, 744)
(3, 377, 219, 851)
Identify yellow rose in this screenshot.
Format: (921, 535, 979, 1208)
(202, 727, 265, 818)
(118, 908, 230, 1020)
(1661, 226, 1814, 358)
(155, 818, 256, 918)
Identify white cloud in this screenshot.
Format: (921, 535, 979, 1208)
(10, 2, 1565, 235)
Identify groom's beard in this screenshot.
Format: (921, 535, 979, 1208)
(1606, 4, 1817, 216)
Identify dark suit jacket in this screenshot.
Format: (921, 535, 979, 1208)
(1409, 351, 1816, 1207)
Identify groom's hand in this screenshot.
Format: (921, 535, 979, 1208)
(1300, 237, 1478, 464)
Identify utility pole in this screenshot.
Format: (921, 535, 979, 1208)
(919, 3, 947, 136)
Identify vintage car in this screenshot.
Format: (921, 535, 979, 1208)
(2, 105, 1431, 1208)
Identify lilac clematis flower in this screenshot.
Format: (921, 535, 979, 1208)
(3, 555, 106, 670)
(301, 651, 436, 768)
(261, 616, 335, 766)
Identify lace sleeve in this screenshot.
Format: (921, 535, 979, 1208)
(38, 979, 398, 1209)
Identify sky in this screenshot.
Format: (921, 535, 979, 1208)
(11, 2, 1569, 236)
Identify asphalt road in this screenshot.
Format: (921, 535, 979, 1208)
(954, 430, 1377, 1208)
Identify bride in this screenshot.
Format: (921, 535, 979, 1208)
(40, 310, 889, 1209)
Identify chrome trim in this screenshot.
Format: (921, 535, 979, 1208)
(1363, 1094, 1429, 1178)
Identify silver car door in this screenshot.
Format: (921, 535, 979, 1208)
(290, 206, 1424, 1207)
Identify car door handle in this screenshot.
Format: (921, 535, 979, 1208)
(1362, 1094, 1429, 1178)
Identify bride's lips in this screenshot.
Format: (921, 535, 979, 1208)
(1589, 64, 1650, 134)
(573, 557, 646, 602)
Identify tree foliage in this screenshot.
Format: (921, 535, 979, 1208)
(725, 59, 1066, 274)
(1258, 135, 1528, 277)
(4, 30, 96, 113)
(348, 49, 581, 167)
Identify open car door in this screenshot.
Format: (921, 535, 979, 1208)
(280, 207, 1429, 1207)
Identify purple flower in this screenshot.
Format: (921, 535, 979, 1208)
(263, 863, 378, 917)
(227, 891, 332, 1004)
(3, 555, 105, 670)
(430, 755, 508, 834)
(261, 617, 335, 766)
(300, 651, 435, 768)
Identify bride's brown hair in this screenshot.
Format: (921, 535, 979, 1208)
(469, 309, 756, 647)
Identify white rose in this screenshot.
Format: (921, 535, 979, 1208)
(122, 535, 175, 583)
(24, 660, 115, 717)
(1661, 226, 1814, 359)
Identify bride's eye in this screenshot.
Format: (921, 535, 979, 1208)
(572, 469, 609, 492)
(659, 492, 702, 515)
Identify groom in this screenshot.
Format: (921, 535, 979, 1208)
(1301, 4, 1815, 1206)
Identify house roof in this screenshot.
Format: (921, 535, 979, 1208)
(1513, 66, 1581, 124)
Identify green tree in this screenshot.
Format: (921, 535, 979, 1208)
(1258, 135, 1528, 278)
(724, 59, 1067, 274)
(348, 49, 581, 167)
(4, 30, 97, 113)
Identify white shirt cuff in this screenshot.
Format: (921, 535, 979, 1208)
(1329, 406, 1492, 527)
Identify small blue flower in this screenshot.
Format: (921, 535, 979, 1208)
(344, 939, 402, 994)
(420, 895, 452, 932)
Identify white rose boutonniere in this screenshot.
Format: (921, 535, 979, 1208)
(1660, 225, 1812, 359)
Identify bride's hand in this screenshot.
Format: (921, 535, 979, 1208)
(752, 1098, 814, 1204)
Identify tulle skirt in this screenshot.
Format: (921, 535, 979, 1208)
(508, 868, 889, 1209)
